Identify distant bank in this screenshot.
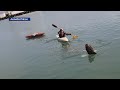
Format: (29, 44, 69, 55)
(0, 11, 35, 21)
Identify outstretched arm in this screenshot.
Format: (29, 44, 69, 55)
(65, 32, 71, 35)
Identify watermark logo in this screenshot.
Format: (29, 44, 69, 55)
(9, 17, 30, 21)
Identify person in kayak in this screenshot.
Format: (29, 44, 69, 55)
(85, 44, 97, 54)
(58, 28, 71, 38)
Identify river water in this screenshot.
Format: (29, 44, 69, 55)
(0, 11, 120, 79)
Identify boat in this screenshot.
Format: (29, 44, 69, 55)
(26, 32, 45, 39)
(56, 35, 69, 42)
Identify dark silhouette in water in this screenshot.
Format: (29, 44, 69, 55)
(85, 44, 97, 54)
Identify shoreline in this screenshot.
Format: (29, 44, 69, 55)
(0, 11, 35, 21)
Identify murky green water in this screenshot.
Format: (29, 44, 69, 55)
(0, 11, 120, 79)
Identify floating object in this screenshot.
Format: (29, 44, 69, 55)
(26, 32, 45, 39)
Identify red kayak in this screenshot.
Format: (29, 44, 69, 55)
(26, 32, 45, 39)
